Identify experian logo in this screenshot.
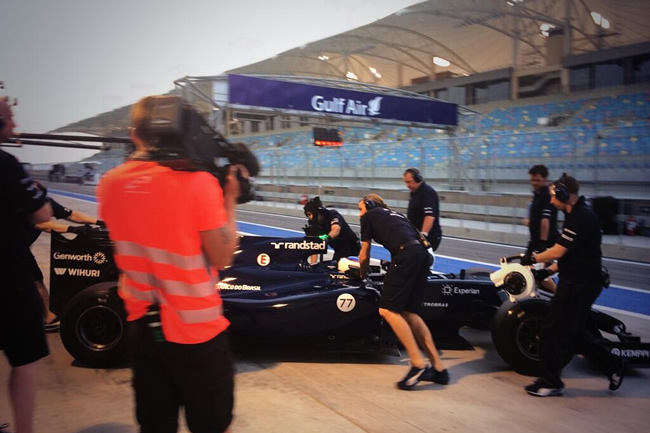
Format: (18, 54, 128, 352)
(270, 240, 327, 250)
(311, 95, 382, 117)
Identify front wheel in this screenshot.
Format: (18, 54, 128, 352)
(60, 282, 127, 368)
(491, 299, 550, 376)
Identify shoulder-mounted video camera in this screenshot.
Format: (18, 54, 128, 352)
(139, 96, 260, 203)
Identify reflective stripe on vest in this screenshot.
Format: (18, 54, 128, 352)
(122, 268, 216, 298)
(114, 240, 223, 325)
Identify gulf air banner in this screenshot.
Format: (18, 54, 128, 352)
(228, 74, 458, 126)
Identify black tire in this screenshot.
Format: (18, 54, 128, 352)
(491, 299, 550, 376)
(60, 282, 127, 368)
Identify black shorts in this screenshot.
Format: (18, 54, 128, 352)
(128, 320, 234, 433)
(380, 245, 431, 313)
(0, 273, 49, 367)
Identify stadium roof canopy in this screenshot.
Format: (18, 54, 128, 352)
(226, 0, 650, 89)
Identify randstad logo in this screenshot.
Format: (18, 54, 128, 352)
(311, 95, 382, 117)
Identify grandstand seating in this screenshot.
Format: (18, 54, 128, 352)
(250, 91, 649, 175)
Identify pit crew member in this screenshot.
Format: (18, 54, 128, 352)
(358, 193, 448, 390)
(521, 174, 625, 397)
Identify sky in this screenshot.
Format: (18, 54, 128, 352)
(1, 0, 419, 164)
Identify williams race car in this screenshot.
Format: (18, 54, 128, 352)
(49, 228, 650, 375)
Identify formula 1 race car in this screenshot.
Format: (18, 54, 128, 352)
(49, 228, 650, 375)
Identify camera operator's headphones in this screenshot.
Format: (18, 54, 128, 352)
(553, 173, 570, 203)
(363, 199, 376, 210)
(405, 168, 423, 183)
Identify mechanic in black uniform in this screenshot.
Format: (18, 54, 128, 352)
(304, 196, 360, 261)
(358, 194, 449, 390)
(22, 184, 105, 332)
(0, 96, 52, 433)
(521, 174, 626, 397)
(403, 168, 442, 252)
(526, 165, 559, 254)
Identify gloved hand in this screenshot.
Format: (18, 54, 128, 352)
(95, 219, 106, 228)
(67, 225, 92, 236)
(318, 234, 331, 242)
(520, 252, 536, 266)
(532, 268, 551, 281)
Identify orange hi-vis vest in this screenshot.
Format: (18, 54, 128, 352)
(97, 160, 229, 344)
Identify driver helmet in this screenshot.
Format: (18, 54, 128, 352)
(303, 196, 324, 224)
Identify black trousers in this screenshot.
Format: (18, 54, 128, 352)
(128, 320, 234, 433)
(539, 276, 619, 387)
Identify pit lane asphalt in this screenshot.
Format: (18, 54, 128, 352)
(1, 186, 647, 433)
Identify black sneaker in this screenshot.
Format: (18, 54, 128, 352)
(525, 379, 564, 397)
(397, 365, 428, 390)
(421, 366, 450, 385)
(609, 358, 627, 391)
(44, 316, 60, 333)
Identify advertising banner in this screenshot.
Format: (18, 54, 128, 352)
(228, 74, 457, 126)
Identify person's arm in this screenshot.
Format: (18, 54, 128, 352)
(421, 216, 434, 236)
(359, 240, 371, 278)
(328, 223, 341, 239)
(534, 242, 567, 263)
(34, 220, 70, 233)
(201, 165, 243, 270)
(30, 202, 52, 225)
(66, 209, 99, 224)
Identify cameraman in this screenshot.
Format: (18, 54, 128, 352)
(521, 174, 625, 397)
(303, 196, 360, 261)
(97, 96, 244, 433)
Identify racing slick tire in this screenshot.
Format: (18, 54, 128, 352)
(491, 298, 550, 376)
(60, 282, 127, 368)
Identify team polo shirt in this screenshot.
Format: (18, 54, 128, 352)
(361, 207, 419, 256)
(528, 185, 559, 244)
(557, 196, 602, 279)
(0, 150, 48, 260)
(320, 208, 359, 254)
(97, 160, 229, 344)
(407, 182, 441, 238)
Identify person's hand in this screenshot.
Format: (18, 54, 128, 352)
(223, 164, 249, 203)
(318, 234, 331, 242)
(532, 268, 551, 281)
(95, 219, 106, 228)
(67, 225, 92, 236)
(33, 180, 47, 196)
(520, 252, 536, 266)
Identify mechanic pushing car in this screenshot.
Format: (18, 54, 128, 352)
(358, 194, 449, 390)
(520, 174, 626, 397)
(304, 196, 360, 261)
(98, 95, 249, 433)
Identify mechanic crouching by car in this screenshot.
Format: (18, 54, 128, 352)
(358, 194, 449, 390)
(97, 96, 244, 433)
(520, 174, 626, 397)
(303, 196, 360, 261)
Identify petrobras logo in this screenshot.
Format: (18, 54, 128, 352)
(611, 347, 650, 358)
(423, 302, 448, 308)
(53, 268, 101, 278)
(217, 282, 261, 291)
(311, 95, 383, 117)
(442, 284, 481, 296)
(270, 240, 327, 250)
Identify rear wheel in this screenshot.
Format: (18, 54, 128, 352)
(491, 299, 550, 376)
(60, 283, 127, 368)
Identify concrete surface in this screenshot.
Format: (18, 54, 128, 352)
(1, 192, 648, 433)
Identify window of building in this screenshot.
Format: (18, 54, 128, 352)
(594, 61, 624, 88)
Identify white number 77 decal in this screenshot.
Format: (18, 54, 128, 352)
(336, 293, 356, 312)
